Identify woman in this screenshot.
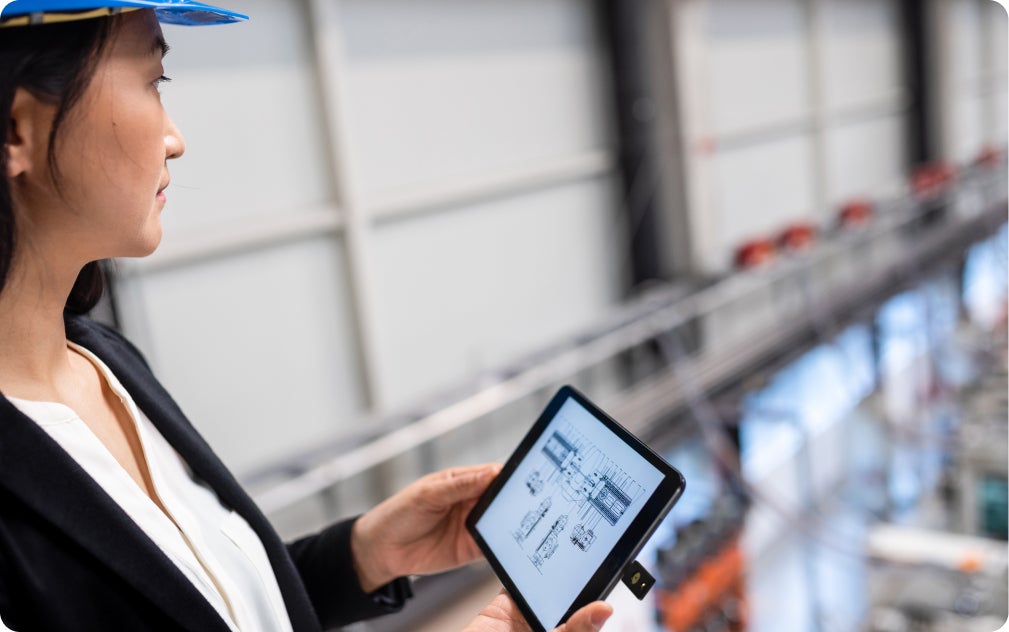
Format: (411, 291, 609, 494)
(0, 2, 613, 631)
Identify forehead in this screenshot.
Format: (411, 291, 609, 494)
(107, 9, 167, 60)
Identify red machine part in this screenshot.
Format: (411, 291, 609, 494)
(777, 222, 817, 252)
(657, 540, 748, 632)
(838, 199, 875, 228)
(975, 145, 1003, 167)
(911, 162, 957, 196)
(734, 239, 776, 269)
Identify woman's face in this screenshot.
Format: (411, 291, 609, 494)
(18, 9, 185, 262)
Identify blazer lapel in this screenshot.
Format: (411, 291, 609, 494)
(67, 318, 323, 632)
(0, 397, 233, 632)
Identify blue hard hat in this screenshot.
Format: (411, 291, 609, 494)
(1, 0, 248, 26)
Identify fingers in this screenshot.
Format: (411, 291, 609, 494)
(482, 589, 527, 624)
(429, 463, 502, 505)
(464, 591, 611, 632)
(447, 463, 502, 481)
(555, 602, 612, 632)
(462, 590, 532, 632)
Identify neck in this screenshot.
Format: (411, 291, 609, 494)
(0, 251, 84, 400)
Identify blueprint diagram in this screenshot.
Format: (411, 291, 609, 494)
(475, 396, 665, 629)
(511, 422, 645, 572)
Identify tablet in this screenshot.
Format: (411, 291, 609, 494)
(465, 386, 686, 632)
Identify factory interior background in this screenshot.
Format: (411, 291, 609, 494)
(91, 0, 1008, 630)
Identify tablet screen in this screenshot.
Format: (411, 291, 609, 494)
(473, 395, 667, 629)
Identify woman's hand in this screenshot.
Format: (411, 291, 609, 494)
(463, 590, 612, 632)
(350, 463, 502, 591)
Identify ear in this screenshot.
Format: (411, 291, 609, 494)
(6, 87, 53, 179)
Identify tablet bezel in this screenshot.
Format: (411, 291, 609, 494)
(464, 385, 686, 632)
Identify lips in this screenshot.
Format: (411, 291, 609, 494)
(156, 177, 170, 203)
(155, 181, 169, 207)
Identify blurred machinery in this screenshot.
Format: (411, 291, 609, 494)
(952, 356, 1008, 540)
(652, 150, 1007, 632)
(864, 525, 1007, 632)
(655, 491, 750, 632)
(291, 148, 1007, 632)
(861, 254, 1008, 632)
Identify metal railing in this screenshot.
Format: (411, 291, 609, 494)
(249, 163, 1008, 517)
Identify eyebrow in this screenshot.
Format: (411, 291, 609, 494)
(150, 36, 170, 59)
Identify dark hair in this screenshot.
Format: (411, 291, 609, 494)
(0, 16, 119, 314)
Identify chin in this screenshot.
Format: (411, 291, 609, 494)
(139, 234, 163, 257)
(137, 217, 164, 256)
(124, 229, 164, 258)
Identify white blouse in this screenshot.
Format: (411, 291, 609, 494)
(4, 343, 294, 632)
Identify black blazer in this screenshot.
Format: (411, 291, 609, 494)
(0, 316, 409, 631)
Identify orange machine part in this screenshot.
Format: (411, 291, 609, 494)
(975, 145, 1003, 167)
(911, 162, 957, 196)
(657, 542, 747, 632)
(778, 222, 817, 252)
(734, 239, 776, 269)
(838, 199, 874, 228)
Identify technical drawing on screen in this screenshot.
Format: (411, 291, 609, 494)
(513, 423, 646, 572)
(472, 392, 670, 630)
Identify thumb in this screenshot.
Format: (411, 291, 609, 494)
(556, 602, 612, 632)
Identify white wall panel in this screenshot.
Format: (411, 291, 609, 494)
(820, 0, 903, 112)
(952, 92, 988, 162)
(159, 0, 333, 234)
(113, 0, 621, 484)
(991, 89, 1008, 147)
(987, 1, 1009, 78)
(681, 0, 912, 274)
(339, 0, 614, 197)
(707, 136, 817, 270)
(825, 115, 907, 206)
(936, 0, 1008, 162)
(369, 177, 624, 408)
(703, 0, 809, 136)
(984, 0, 1008, 146)
(950, 0, 984, 86)
(121, 239, 368, 476)
(945, 0, 989, 162)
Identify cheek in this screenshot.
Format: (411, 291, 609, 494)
(111, 117, 164, 183)
(103, 92, 166, 185)
(62, 80, 167, 221)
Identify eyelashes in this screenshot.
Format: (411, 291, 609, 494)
(153, 75, 172, 91)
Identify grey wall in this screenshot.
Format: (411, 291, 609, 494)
(110, 0, 1006, 499)
(114, 0, 624, 476)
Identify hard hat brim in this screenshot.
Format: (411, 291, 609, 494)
(1, 0, 248, 26)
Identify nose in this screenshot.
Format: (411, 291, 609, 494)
(165, 114, 186, 160)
